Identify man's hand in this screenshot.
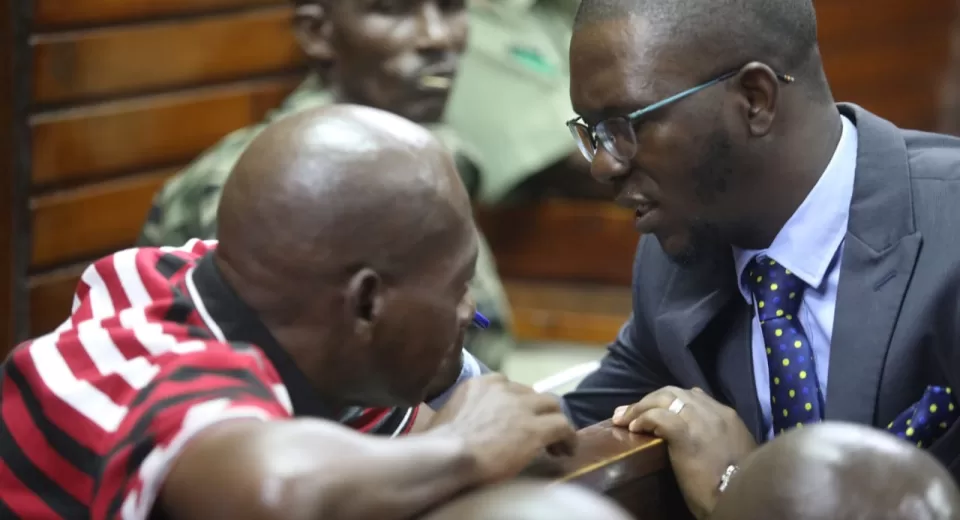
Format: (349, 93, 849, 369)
(427, 373, 577, 483)
(611, 387, 757, 519)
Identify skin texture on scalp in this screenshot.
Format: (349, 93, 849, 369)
(712, 422, 960, 520)
(420, 479, 634, 520)
(216, 103, 477, 408)
(573, 0, 818, 74)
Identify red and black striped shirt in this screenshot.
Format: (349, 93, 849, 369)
(0, 240, 416, 519)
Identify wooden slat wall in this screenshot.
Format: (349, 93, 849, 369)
(1, 1, 27, 350)
(11, 0, 957, 347)
(18, 1, 306, 344)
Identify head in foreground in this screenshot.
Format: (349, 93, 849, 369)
(420, 479, 634, 520)
(216, 103, 478, 409)
(711, 422, 960, 520)
(292, 0, 468, 123)
(569, 0, 842, 265)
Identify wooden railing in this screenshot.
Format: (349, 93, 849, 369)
(521, 420, 691, 519)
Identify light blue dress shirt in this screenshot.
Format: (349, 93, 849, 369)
(426, 349, 483, 410)
(732, 115, 858, 440)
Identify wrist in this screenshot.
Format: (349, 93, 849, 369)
(423, 425, 484, 487)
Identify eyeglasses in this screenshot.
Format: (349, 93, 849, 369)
(566, 69, 796, 162)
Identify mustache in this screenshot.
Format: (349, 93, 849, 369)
(416, 58, 460, 80)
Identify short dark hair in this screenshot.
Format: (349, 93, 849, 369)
(574, 0, 819, 74)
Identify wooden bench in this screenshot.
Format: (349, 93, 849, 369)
(0, 0, 955, 354)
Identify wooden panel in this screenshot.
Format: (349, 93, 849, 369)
(35, 0, 284, 29)
(816, 0, 951, 131)
(31, 77, 297, 188)
(478, 201, 637, 286)
(31, 168, 178, 269)
(0, 0, 25, 353)
(32, 6, 304, 104)
(815, 0, 950, 45)
(28, 265, 85, 338)
(505, 281, 630, 345)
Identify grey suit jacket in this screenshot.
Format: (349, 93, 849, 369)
(563, 104, 960, 477)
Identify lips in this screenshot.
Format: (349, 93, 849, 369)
(632, 197, 661, 234)
(635, 201, 655, 217)
(416, 61, 459, 91)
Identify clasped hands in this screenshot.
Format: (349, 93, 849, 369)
(611, 387, 757, 519)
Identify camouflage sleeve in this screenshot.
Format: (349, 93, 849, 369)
(136, 127, 259, 246)
(136, 191, 170, 247)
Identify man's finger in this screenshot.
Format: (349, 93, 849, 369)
(612, 386, 685, 426)
(527, 393, 564, 415)
(627, 408, 689, 441)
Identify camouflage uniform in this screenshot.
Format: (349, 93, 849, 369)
(446, 0, 580, 204)
(138, 75, 515, 370)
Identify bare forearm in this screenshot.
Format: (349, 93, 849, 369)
(161, 420, 480, 520)
(304, 428, 478, 519)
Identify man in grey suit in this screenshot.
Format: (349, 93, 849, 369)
(562, 0, 960, 517)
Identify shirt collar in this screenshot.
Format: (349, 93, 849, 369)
(733, 114, 858, 301)
(187, 252, 336, 419)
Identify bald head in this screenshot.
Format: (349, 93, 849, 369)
(574, 0, 819, 74)
(218, 103, 471, 288)
(712, 423, 960, 520)
(215, 104, 477, 407)
(420, 480, 633, 520)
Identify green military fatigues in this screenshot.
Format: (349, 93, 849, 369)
(138, 75, 515, 370)
(446, 0, 580, 204)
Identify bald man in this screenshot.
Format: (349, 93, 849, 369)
(139, 0, 517, 373)
(0, 105, 576, 520)
(711, 422, 960, 520)
(420, 480, 633, 520)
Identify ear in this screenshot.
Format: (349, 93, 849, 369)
(293, 3, 335, 64)
(345, 268, 383, 340)
(736, 62, 781, 137)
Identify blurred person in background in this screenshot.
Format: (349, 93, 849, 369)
(446, 0, 613, 204)
(137, 0, 516, 372)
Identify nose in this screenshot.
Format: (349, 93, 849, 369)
(589, 143, 630, 185)
(415, 2, 455, 52)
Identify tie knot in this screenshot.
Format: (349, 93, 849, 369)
(744, 256, 805, 320)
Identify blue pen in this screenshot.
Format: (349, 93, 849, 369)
(473, 311, 490, 329)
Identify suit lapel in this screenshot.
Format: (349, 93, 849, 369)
(825, 104, 923, 425)
(653, 255, 763, 437)
(714, 305, 763, 440)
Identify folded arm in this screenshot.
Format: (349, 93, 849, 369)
(160, 419, 480, 520)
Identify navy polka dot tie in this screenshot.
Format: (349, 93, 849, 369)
(887, 386, 958, 448)
(744, 256, 824, 435)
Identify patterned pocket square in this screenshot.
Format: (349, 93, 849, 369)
(887, 386, 958, 448)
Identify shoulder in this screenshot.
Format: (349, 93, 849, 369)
(61, 241, 217, 329)
(902, 129, 960, 182)
(900, 129, 960, 229)
(143, 126, 265, 244)
(161, 125, 264, 202)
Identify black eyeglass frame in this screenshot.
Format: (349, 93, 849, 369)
(566, 68, 796, 162)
